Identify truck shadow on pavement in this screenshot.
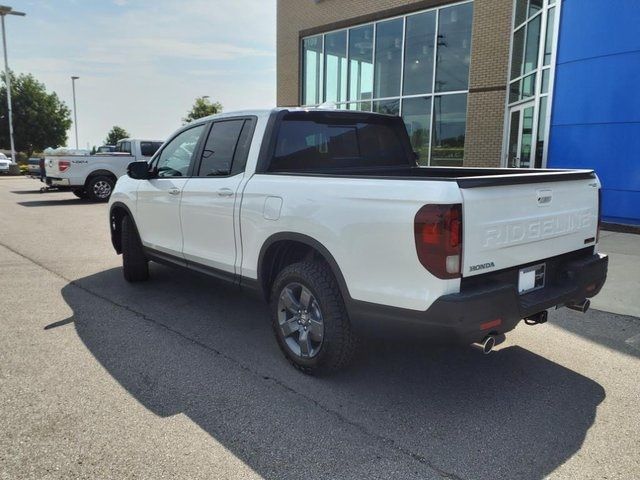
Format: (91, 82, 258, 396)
(59, 265, 606, 480)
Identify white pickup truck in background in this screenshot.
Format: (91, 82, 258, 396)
(44, 138, 163, 201)
(109, 108, 608, 374)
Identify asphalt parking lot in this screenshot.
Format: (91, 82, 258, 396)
(1, 176, 639, 480)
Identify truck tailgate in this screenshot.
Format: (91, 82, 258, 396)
(460, 178, 599, 277)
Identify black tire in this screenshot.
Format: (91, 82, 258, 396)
(72, 188, 88, 199)
(86, 175, 115, 202)
(270, 261, 357, 375)
(121, 215, 149, 282)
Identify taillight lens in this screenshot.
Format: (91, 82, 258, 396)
(414, 204, 462, 279)
(58, 160, 70, 172)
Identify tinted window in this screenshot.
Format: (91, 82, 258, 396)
(403, 11, 436, 95)
(270, 112, 412, 172)
(140, 141, 162, 157)
(155, 125, 205, 177)
(435, 3, 473, 92)
(198, 120, 244, 176)
(373, 18, 403, 98)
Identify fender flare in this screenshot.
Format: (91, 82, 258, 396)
(109, 201, 138, 254)
(256, 232, 352, 303)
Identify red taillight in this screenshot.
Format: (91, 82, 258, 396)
(58, 160, 70, 172)
(414, 204, 463, 279)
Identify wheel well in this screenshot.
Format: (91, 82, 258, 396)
(85, 170, 117, 188)
(110, 206, 128, 254)
(260, 240, 328, 299)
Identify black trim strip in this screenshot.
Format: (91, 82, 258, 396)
(456, 170, 596, 188)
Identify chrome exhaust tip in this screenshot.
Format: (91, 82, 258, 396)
(473, 335, 496, 355)
(567, 299, 590, 313)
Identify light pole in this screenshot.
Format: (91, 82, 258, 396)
(0, 5, 25, 163)
(71, 76, 79, 150)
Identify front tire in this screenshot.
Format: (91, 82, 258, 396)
(121, 215, 149, 282)
(86, 175, 115, 202)
(270, 261, 356, 375)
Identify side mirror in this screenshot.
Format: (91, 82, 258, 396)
(128, 161, 154, 180)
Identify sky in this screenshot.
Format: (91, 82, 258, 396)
(6, 0, 276, 149)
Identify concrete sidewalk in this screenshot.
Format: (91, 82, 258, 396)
(591, 231, 640, 318)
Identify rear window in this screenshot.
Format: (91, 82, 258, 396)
(269, 112, 413, 172)
(141, 141, 163, 157)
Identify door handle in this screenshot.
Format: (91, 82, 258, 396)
(217, 188, 234, 197)
(168, 188, 181, 195)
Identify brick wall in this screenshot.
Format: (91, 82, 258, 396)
(277, 0, 514, 167)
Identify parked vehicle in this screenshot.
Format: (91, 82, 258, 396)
(0, 153, 10, 174)
(44, 138, 163, 201)
(27, 157, 43, 176)
(108, 108, 608, 374)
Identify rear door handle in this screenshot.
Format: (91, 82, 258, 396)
(168, 188, 181, 195)
(217, 188, 234, 197)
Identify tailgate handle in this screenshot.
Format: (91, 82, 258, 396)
(168, 188, 181, 195)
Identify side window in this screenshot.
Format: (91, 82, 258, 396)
(140, 141, 162, 157)
(155, 124, 205, 177)
(120, 141, 132, 154)
(197, 120, 245, 177)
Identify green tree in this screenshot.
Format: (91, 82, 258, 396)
(104, 125, 130, 145)
(183, 96, 222, 124)
(0, 72, 72, 157)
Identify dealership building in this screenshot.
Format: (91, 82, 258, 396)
(277, 0, 640, 225)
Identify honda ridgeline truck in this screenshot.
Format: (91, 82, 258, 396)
(108, 108, 608, 374)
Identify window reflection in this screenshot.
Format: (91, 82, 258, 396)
(373, 18, 403, 98)
(402, 97, 432, 165)
(403, 11, 436, 95)
(348, 25, 374, 102)
(373, 99, 400, 116)
(324, 31, 347, 103)
(431, 94, 467, 166)
(435, 3, 473, 92)
(302, 36, 323, 105)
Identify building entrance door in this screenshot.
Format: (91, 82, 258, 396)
(507, 102, 535, 168)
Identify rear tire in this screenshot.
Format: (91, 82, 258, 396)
(72, 188, 88, 199)
(86, 175, 115, 202)
(270, 261, 357, 375)
(121, 215, 149, 282)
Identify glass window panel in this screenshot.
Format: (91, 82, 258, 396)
(544, 7, 556, 65)
(510, 27, 525, 80)
(302, 36, 323, 105)
(507, 110, 520, 167)
(535, 96, 548, 168)
(373, 99, 400, 116)
(373, 18, 403, 98)
(348, 24, 374, 101)
(156, 125, 205, 177)
(541, 68, 550, 93)
(435, 3, 473, 92)
(519, 106, 534, 168)
(198, 120, 244, 176)
(523, 15, 541, 74)
(403, 11, 436, 95)
(431, 93, 467, 166)
(514, 0, 527, 26)
(347, 101, 372, 112)
(529, 0, 543, 18)
(324, 30, 347, 103)
(402, 97, 432, 165)
(522, 72, 536, 99)
(509, 80, 521, 104)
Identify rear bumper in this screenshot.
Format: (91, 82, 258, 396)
(45, 177, 71, 188)
(349, 251, 608, 344)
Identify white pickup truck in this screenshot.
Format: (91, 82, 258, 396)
(44, 138, 162, 201)
(108, 108, 608, 374)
